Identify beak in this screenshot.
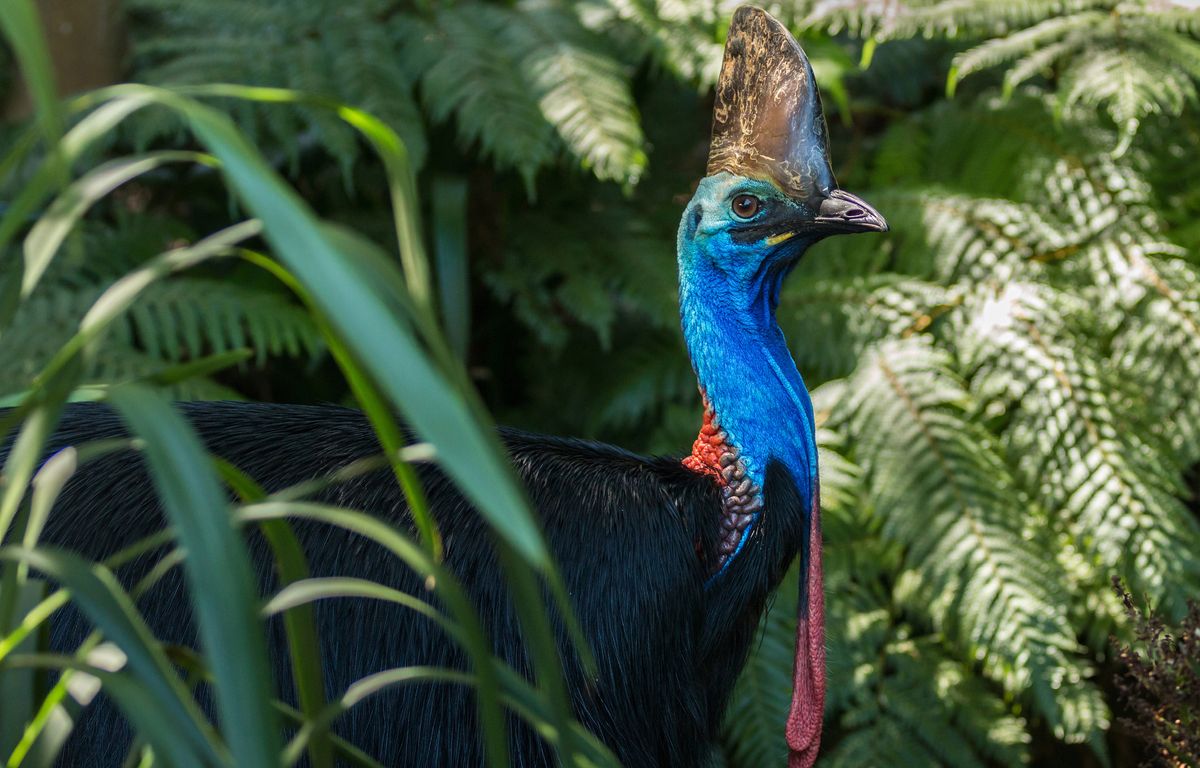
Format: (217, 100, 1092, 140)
(815, 189, 888, 234)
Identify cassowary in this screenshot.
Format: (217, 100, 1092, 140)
(17, 7, 885, 767)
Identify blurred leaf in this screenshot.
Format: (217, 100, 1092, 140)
(109, 386, 281, 767)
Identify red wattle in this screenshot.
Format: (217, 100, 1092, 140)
(787, 494, 824, 768)
(682, 402, 728, 485)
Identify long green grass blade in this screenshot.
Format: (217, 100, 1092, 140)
(287, 229, 442, 559)
(22, 151, 215, 298)
(263, 577, 442, 627)
(0, 95, 158, 289)
(138, 85, 548, 565)
(0, 579, 45, 760)
(0, 404, 62, 548)
(214, 459, 332, 768)
(7, 652, 209, 768)
(433, 176, 471, 362)
(168, 84, 434, 319)
(282, 667, 475, 767)
(0, 0, 63, 144)
(0, 527, 173, 668)
(107, 386, 281, 768)
(237, 501, 511, 767)
(274, 703, 384, 768)
(8, 546, 187, 768)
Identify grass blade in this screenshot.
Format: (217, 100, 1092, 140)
(281, 667, 474, 767)
(107, 386, 281, 768)
(157, 92, 550, 565)
(0, 0, 62, 144)
(7, 651, 209, 768)
(433, 176, 471, 362)
(214, 459, 332, 768)
(22, 151, 215, 298)
(0, 579, 45, 760)
(237, 500, 511, 766)
(0, 404, 62, 548)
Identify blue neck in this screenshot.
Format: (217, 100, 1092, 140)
(679, 253, 818, 510)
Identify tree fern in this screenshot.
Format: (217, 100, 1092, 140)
(1113, 256, 1200, 463)
(508, 2, 647, 185)
(835, 338, 1108, 745)
(781, 276, 956, 381)
(801, 0, 1200, 149)
(130, 0, 648, 188)
(962, 283, 1200, 614)
(950, 3, 1200, 148)
(729, 422, 1032, 768)
(0, 216, 324, 399)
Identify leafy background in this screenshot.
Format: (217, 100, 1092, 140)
(2, 0, 1199, 765)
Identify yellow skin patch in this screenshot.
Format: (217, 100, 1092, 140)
(765, 231, 797, 246)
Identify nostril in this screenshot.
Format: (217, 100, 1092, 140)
(845, 208, 865, 219)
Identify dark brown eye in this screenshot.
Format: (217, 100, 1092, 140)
(732, 194, 760, 219)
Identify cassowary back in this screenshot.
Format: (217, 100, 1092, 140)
(28, 400, 753, 767)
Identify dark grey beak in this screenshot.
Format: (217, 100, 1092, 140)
(816, 189, 889, 234)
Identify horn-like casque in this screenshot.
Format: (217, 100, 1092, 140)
(707, 6, 836, 204)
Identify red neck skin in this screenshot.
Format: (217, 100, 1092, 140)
(682, 398, 726, 483)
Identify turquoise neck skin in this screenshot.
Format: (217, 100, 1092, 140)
(677, 174, 819, 566)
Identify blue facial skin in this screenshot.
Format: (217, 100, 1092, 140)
(677, 172, 822, 575)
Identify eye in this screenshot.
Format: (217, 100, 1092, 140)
(731, 194, 761, 219)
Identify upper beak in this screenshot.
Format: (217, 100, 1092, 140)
(815, 189, 888, 234)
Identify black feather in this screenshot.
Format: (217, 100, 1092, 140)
(19, 401, 803, 766)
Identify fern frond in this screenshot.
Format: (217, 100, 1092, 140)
(512, 2, 647, 186)
(1112, 255, 1200, 464)
(721, 560, 802, 768)
(826, 634, 1031, 768)
(413, 4, 557, 187)
(950, 11, 1102, 83)
(0, 268, 322, 399)
(781, 276, 956, 380)
(585, 0, 724, 84)
(838, 337, 1106, 743)
(945, 3, 1200, 145)
(128, 278, 324, 365)
(961, 283, 1200, 615)
(1057, 40, 1198, 141)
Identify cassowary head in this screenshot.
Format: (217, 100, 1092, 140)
(679, 6, 885, 288)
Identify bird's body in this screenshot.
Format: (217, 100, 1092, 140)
(39, 401, 799, 767)
(6, 7, 887, 767)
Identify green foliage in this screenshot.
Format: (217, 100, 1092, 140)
(0, 214, 323, 399)
(806, 0, 1200, 149)
(2, 0, 1199, 765)
(128, 0, 648, 188)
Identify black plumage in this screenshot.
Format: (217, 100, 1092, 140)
(32, 401, 806, 767)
